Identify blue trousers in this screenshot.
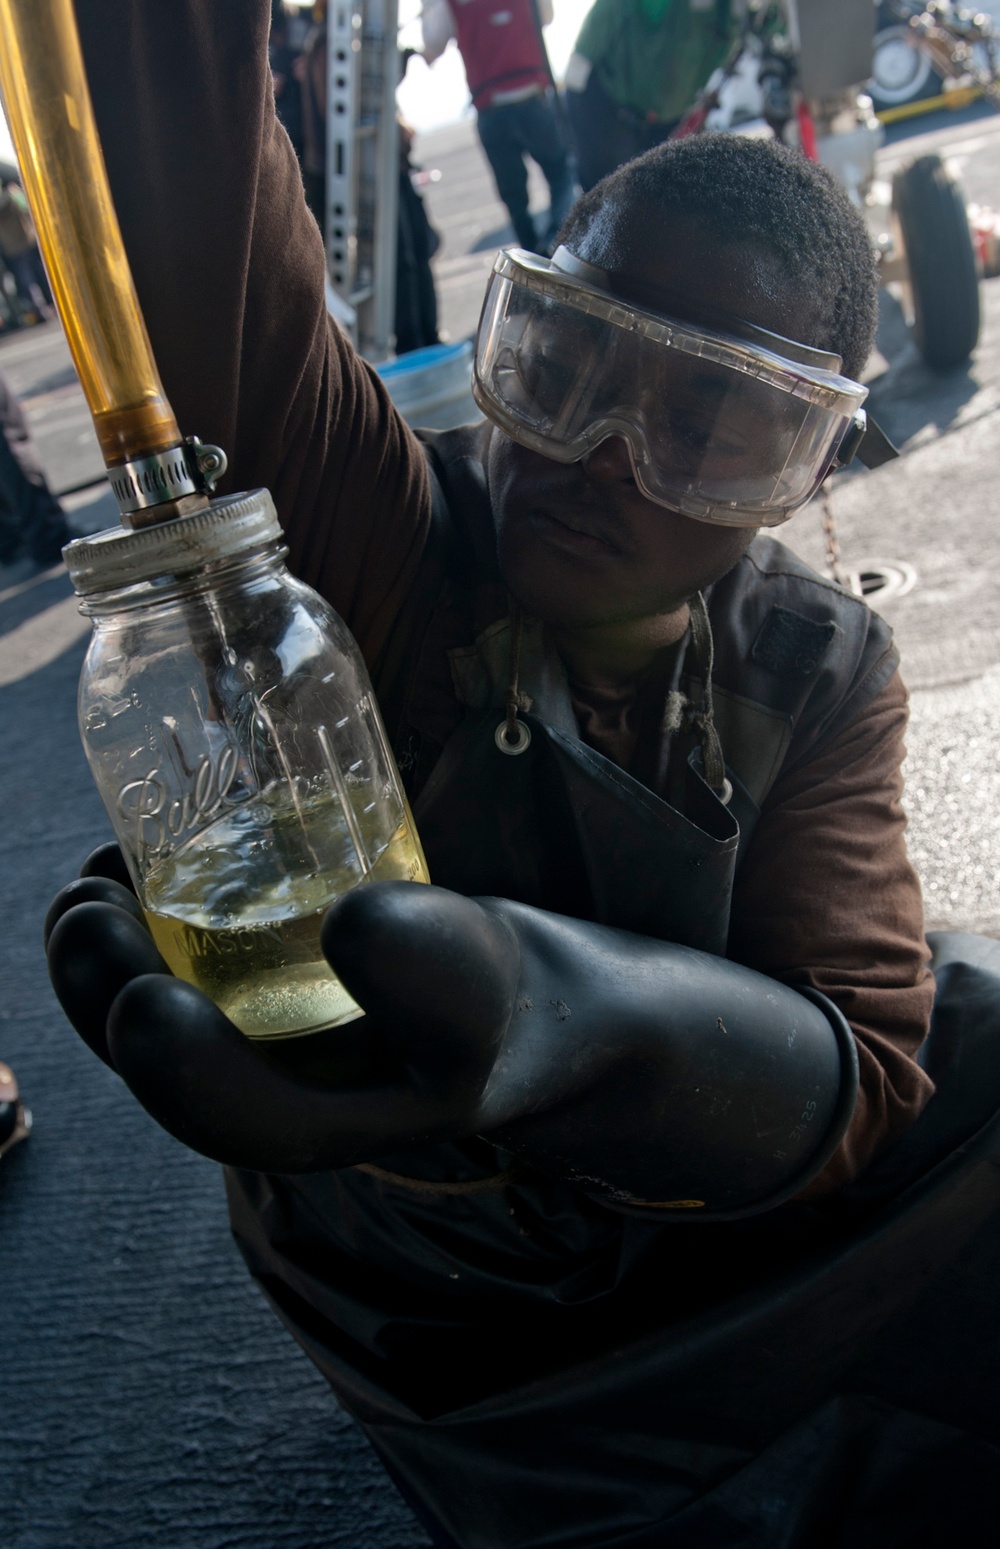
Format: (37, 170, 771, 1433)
(475, 92, 575, 253)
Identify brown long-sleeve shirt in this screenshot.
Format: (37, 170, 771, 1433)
(75, 0, 934, 1190)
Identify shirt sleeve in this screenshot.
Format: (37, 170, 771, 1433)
(573, 0, 619, 64)
(421, 1, 457, 64)
(75, 0, 432, 669)
(727, 668, 936, 1193)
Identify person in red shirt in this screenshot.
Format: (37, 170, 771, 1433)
(421, 0, 574, 252)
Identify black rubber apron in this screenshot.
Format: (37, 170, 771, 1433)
(413, 706, 739, 951)
(413, 595, 747, 949)
(225, 619, 1000, 1548)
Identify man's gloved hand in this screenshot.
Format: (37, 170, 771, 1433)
(45, 844, 857, 1214)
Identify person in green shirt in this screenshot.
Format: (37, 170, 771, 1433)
(565, 0, 738, 190)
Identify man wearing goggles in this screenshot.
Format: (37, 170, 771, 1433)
(45, 5, 996, 1545)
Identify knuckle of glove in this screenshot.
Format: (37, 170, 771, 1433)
(79, 841, 135, 891)
(47, 900, 168, 1046)
(107, 977, 322, 1171)
(43, 875, 145, 949)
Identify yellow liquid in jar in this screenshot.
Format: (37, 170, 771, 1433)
(143, 794, 429, 1041)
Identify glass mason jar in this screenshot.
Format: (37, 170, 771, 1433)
(64, 489, 429, 1041)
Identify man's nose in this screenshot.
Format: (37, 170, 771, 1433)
(582, 434, 635, 486)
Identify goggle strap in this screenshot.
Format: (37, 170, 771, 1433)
(549, 247, 844, 373)
(854, 415, 899, 470)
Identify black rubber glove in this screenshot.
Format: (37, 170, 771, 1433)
(46, 848, 858, 1216)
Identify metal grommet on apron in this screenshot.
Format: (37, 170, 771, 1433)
(495, 718, 532, 755)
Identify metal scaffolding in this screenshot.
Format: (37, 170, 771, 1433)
(324, 0, 400, 361)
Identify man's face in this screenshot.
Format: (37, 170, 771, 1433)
(487, 212, 829, 631)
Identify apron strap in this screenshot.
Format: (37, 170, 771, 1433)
(687, 592, 732, 806)
(497, 593, 733, 804)
(500, 600, 533, 751)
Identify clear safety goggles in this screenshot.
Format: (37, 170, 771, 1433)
(473, 246, 882, 527)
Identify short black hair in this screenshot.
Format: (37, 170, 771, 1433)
(558, 135, 878, 380)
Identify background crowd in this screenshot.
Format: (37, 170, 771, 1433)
(266, 0, 747, 356)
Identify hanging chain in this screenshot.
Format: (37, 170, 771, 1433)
(819, 477, 850, 589)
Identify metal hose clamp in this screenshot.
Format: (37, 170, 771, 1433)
(107, 435, 228, 519)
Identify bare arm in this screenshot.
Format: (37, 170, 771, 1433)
(421, 1, 457, 65)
